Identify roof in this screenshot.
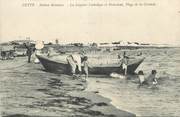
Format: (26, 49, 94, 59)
(0, 45, 14, 51)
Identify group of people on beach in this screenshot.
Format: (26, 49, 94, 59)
(65, 51, 158, 88)
(58, 50, 159, 87)
(23, 42, 158, 87)
(66, 51, 130, 82)
(120, 51, 158, 88)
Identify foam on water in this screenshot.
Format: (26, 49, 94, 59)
(128, 48, 180, 116)
(87, 48, 180, 116)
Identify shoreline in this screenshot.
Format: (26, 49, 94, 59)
(85, 77, 139, 116)
(0, 58, 136, 117)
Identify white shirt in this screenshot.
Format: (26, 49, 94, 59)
(139, 75, 145, 83)
(71, 54, 82, 71)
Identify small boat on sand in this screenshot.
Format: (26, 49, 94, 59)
(36, 55, 144, 75)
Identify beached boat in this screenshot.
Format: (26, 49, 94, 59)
(36, 54, 144, 75)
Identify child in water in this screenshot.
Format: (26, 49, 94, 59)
(147, 70, 158, 87)
(138, 70, 146, 88)
(138, 70, 158, 88)
(82, 56, 88, 82)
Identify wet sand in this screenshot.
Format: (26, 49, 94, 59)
(0, 57, 135, 117)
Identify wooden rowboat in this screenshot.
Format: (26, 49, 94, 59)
(36, 54, 144, 75)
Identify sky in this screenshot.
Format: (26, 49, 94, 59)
(0, 0, 180, 45)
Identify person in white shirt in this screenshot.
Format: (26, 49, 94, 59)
(121, 51, 129, 75)
(66, 53, 87, 77)
(71, 54, 82, 72)
(138, 70, 145, 88)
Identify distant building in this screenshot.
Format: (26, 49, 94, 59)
(10, 40, 35, 45)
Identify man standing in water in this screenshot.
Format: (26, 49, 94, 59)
(122, 51, 129, 75)
(82, 56, 89, 82)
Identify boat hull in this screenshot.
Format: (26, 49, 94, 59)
(36, 55, 144, 75)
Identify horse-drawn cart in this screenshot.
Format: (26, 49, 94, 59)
(0, 45, 15, 60)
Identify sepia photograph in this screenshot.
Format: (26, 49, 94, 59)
(0, 0, 180, 116)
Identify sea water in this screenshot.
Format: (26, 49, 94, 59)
(134, 48, 180, 116)
(87, 48, 180, 116)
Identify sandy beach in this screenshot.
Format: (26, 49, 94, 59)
(1, 48, 180, 117)
(0, 57, 135, 117)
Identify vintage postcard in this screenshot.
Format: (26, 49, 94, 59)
(0, 0, 180, 116)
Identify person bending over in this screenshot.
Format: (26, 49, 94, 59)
(66, 53, 87, 78)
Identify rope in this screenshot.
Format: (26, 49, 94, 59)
(0, 63, 28, 70)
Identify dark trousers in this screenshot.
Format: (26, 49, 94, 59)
(28, 54, 31, 63)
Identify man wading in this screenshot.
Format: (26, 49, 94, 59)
(122, 51, 129, 76)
